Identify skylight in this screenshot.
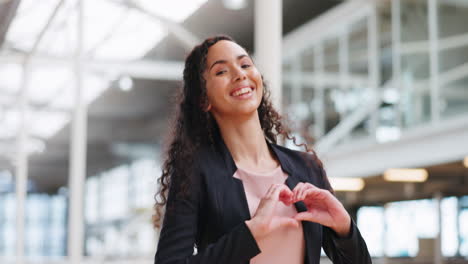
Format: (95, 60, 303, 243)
(6, 0, 208, 59)
(27, 66, 73, 105)
(136, 0, 208, 22)
(4, 0, 60, 52)
(88, 8, 167, 60)
(0, 0, 207, 152)
(0, 63, 22, 95)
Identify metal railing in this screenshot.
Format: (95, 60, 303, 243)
(282, 0, 468, 153)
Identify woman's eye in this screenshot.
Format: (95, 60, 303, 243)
(241, 64, 251, 69)
(215, 70, 226, 76)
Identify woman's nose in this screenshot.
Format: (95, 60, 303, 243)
(233, 66, 247, 81)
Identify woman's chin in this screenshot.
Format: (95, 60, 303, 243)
(212, 100, 261, 120)
(233, 105, 260, 118)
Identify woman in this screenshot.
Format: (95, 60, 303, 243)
(154, 35, 371, 264)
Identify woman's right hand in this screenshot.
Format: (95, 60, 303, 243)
(245, 183, 299, 240)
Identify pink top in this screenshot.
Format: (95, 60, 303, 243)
(233, 166, 305, 264)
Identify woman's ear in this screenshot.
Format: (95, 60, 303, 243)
(200, 97, 212, 112)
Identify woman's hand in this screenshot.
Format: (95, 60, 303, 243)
(245, 183, 299, 240)
(292, 182, 351, 237)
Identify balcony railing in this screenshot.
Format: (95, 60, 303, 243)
(282, 0, 468, 154)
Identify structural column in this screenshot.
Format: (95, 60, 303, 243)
(391, 0, 402, 128)
(291, 55, 301, 104)
(428, 0, 440, 123)
(67, 1, 87, 263)
(339, 28, 350, 93)
(15, 64, 30, 264)
(434, 192, 443, 264)
(456, 196, 461, 256)
(339, 28, 350, 142)
(368, 3, 380, 137)
(14, 1, 65, 261)
(314, 44, 325, 138)
(254, 0, 282, 112)
(382, 204, 389, 264)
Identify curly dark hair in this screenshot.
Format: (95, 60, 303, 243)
(153, 35, 323, 228)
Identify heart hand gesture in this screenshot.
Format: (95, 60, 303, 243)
(245, 183, 299, 240)
(292, 182, 351, 237)
(246, 182, 351, 240)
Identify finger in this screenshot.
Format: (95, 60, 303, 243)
(265, 183, 281, 198)
(270, 184, 290, 200)
(273, 216, 299, 229)
(282, 218, 300, 228)
(279, 188, 294, 205)
(297, 183, 320, 201)
(303, 182, 318, 191)
(300, 190, 329, 209)
(298, 185, 308, 201)
(258, 185, 290, 217)
(295, 211, 335, 228)
(295, 211, 317, 222)
(295, 210, 328, 223)
(265, 183, 277, 196)
(295, 183, 310, 201)
(258, 184, 280, 207)
(300, 186, 318, 201)
(262, 184, 288, 207)
(292, 183, 304, 201)
(306, 188, 332, 202)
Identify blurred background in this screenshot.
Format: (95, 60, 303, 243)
(1, 0, 468, 263)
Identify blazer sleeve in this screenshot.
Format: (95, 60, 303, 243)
(154, 170, 261, 264)
(316, 164, 373, 264)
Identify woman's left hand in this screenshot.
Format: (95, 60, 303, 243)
(292, 182, 351, 237)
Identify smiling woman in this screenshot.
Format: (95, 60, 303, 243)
(153, 35, 372, 264)
(203, 40, 264, 126)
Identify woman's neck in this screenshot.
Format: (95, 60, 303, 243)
(213, 112, 278, 172)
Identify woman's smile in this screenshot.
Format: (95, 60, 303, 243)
(203, 40, 263, 117)
(230, 85, 255, 99)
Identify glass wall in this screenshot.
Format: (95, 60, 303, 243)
(0, 157, 158, 259)
(282, 0, 468, 148)
(357, 196, 467, 258)
(0, 193, 66, 258)
(84, 159, 158, 258)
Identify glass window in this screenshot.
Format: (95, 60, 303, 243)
(441, 197, 458, 256)
(85, 176, 100, 223)
(131, 159, 158, 209)
(358, 197, 464, 258)
(100, 165, 130, 221)
(357, 206, 384, 257)
(460, 196, 468, 256)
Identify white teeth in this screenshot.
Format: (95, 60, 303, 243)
(232, 87, 253, 97)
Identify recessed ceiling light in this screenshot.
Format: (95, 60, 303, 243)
(329, 177, 365, 192)
(384, 168, 428, 182)
(119, 76, 133, 92)
(222, 0, 247, 10)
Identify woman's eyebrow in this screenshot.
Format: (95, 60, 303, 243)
(209, 54, 250, 71)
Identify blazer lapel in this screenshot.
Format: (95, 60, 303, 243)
(271, 144, 323, 264)
(285, 175, 308, 213)
(213, 132, 251, 231)
(213, 135, 322, 264)
(214, 135, 308, 228)
(269, 143, 308, 213)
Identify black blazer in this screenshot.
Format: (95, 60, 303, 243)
(155, 134, 372, 264)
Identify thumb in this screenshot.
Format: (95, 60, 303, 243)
(294, 212, 315, 222)
(275, 217, 300, 229)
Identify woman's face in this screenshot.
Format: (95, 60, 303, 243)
(203, 40, 263, 119)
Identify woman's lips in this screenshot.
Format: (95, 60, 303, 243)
(231, 87, 253, 97)
(229, 86, 254, 98)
